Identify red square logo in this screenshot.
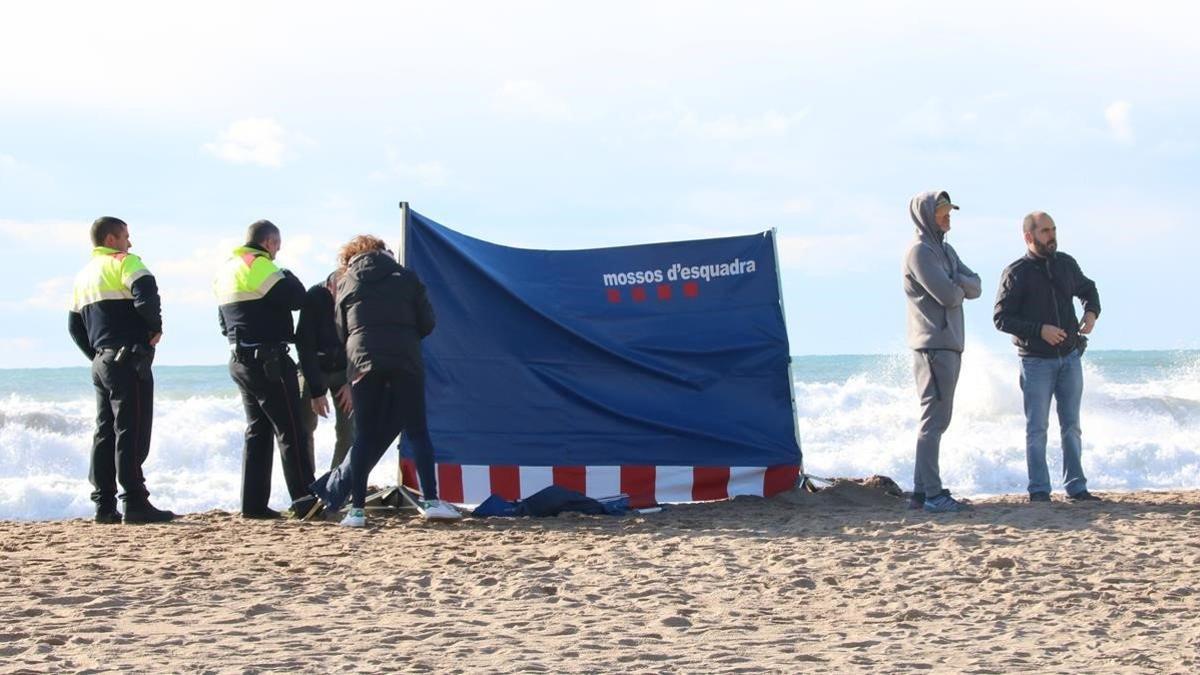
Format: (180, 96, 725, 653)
(606, 288, 621, 303)
(657, 284, 672, 300)
(683, 281, 699, 297)
(631, 286, 647, 302)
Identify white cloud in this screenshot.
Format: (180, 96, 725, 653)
(370, 150, 450, 188)
(0, 154, 55, 192)
(677, 109, 809, 141)
(898, 98, 985, 141)
(0, 337, 36, 352)
(20, 276, 73, 311)
(1105, 100, 1134, 144)
(494, 80, 573, 121)
(0, 219, 87, 247)
(203, 118, 290, 167)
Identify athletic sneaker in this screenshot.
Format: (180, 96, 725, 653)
(907, 492, 925, 510)
(420, 499, 462, 521)
(1068, 490, 1102, 502)
(923, 492, 971, 513)
(339, 508, 366, 528)
(1029, 491, 1051, 503)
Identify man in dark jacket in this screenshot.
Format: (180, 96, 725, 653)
(213, 220, 319, 519)
(296, 270, 354, 470)
(69, 216, 175, 524)
(310, 235, 460, 526)
(994, 211, 1102, 503)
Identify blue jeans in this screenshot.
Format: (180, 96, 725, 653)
(310, 368, 438, 510)
(1020, 350, 1087, 496)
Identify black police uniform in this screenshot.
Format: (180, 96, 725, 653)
(68, 246, 174, 523)
(215, 243, 317, 517)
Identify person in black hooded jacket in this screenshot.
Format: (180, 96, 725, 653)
(309, 235, 460, 526)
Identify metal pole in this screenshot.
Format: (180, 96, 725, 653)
(397, 201, 410, 492)
(398, 201, 410, 266)
(770, 228, 804, 478)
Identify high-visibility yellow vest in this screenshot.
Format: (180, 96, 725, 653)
(71, 247, 152, 312)
(213, 246, 286, 305)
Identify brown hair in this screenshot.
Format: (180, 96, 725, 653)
(338, 234, 389, 268)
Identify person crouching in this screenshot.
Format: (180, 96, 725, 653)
(309, 235, 460, 526)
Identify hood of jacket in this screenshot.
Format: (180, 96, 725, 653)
(345, 249, 403, 285)
(910, 190, 947, 244)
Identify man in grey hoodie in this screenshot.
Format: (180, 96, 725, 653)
(902, 190, 981, 513)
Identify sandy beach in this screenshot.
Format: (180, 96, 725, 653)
(1, 487, 1198, 673)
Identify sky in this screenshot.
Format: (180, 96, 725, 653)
(1, 1, 1197, 367)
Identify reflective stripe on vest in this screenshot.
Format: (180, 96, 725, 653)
(213, 246, 285, 306)
(71, 247, 151, 312)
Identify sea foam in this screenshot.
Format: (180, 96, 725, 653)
(1, 349, 1198, 520)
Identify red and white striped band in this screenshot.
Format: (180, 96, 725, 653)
(400, 461, 801, 508)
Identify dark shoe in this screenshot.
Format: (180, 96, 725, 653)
(242, 508, 283, 520)
(1029, 491, 1051, 503)
(124, 502, 176, 524)
(1068, 490, 1102, 502)
(94, 508, 122, 524)
(907, 492, 925, 510)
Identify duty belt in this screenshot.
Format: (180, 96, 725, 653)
(231, 343, 289, 361)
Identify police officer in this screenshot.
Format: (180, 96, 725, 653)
(68, 216, 175, 524)
(214, 220, 319, 519)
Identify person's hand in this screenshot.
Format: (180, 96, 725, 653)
(149, 332, 162, 346)
(336, 384, 353, 415)
(312, 396, 330, 418)
(1079, 311, 1097, 335)
(1041, 324, 1067, 345)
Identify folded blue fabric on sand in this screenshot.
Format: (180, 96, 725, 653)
(471, 485, 629, 518)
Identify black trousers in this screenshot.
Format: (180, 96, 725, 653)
(311, 367, 438, 510)
(229, 351, 316, 512)
(90, 350, 153, 508)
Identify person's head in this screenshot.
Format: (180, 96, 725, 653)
(337, 234, 389, 268)
(1023, 211, 1057, 258)
(246, 220, 282, 259)
(934, 191, 958, 233)
(325, 268, 344, 293)
(91, 216, 131, 252)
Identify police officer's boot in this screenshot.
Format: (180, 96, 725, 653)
(123, 499, 176, 524)
(94, 501, 122, 524)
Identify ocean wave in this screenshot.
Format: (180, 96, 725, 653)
(1, 350, 1198, 520)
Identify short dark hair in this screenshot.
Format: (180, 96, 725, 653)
(1022, 213, 1037, 233)
(1023, 211, 1053, 233)
(91, 217, 128, 247)
(246, 219, 280, 246)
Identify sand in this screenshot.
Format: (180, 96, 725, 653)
(1, 488, 1198, 673)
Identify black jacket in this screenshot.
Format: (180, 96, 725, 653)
(337, 251, 435, 377)
(68, 274, 161, 359)
(295, 276, 347, 397)
(217, 245, 307, 345)
(994, 252, 1101, 358)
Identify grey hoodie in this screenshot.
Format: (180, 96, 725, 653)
(902, 190, 981, 352)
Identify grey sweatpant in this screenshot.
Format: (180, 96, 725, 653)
(912, 349, 962, 498)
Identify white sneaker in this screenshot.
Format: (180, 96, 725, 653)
(339, 507, 366, 527)
(420, 499, 462, 521)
